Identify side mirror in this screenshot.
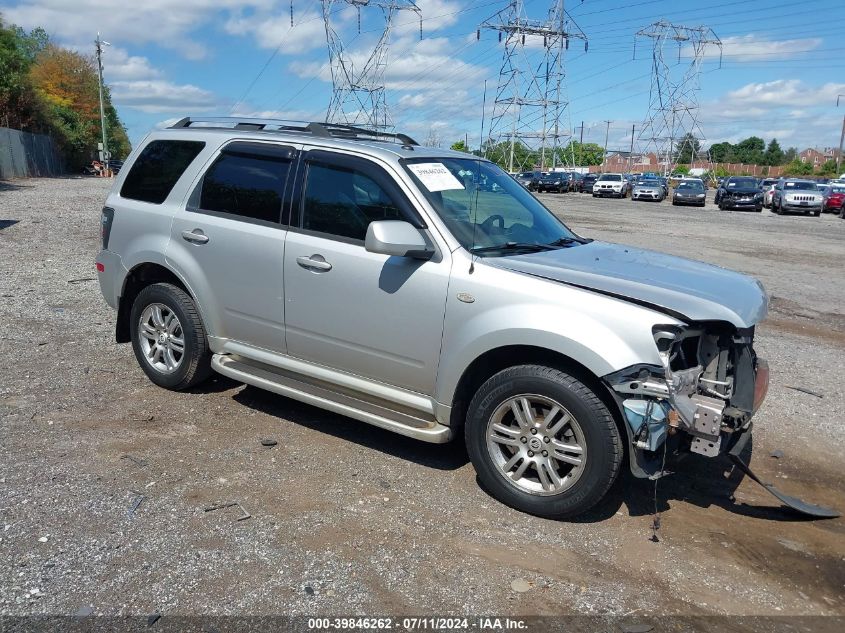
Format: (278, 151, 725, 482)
(365, 220, 433, 260)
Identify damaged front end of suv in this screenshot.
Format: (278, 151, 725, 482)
(605, 323, 769, 477)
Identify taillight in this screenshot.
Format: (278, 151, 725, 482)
(101, 206, 114, 249)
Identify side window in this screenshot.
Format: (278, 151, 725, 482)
(301, 162, 405, 241)
(192, 146, 291, 224)
(121, 140, 205, 204)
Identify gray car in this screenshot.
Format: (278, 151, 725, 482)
(96, 117, 770, 519)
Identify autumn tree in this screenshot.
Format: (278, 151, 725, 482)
(29, 45, 129, 166)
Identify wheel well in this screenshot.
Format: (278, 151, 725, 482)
(116, 263, 189, 343)
(449, 345, 627, 441)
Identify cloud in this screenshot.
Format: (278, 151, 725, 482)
(704, 35, 823, 61)
(224, 10, 326, 54)
(720, 80, 845, 110)
(110, 80, 220, 113)
(100, 47, 161, 82)
(0, 0, 277, 60)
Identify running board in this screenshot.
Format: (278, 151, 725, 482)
(211, 354, 453, 444)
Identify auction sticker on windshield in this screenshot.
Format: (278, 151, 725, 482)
(407, 163, 464, 192)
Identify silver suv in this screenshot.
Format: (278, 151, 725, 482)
(96, 117, 770, 519)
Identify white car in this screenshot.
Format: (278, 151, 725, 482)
(592, 173, 628, 198)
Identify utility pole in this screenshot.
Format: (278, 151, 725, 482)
(837, 95, 845, 174)
(628, 124, 636, 172)
(635, 21, 721, 179)
(95, 33, 110, 175)
(317, 0, 422, 130)
(579, 121, 584, 143)
(480, 0, 588, 173)
(602, 120, 611, 168)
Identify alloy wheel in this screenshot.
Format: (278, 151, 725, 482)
(485, 394, 586, 496)
(137, 303, 185, 374)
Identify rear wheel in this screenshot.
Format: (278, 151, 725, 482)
(465, 365, 622, 519)
(130, 283, 212, 390)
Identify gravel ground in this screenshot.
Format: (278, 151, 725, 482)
(1, 177, 843, 621)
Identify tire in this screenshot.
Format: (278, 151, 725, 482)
(465, 365, 622, 519)
(130, 282, 212, 391)
(756, 206, 762, 212)
(813, 210, 820, 217)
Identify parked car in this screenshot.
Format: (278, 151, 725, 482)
(567, 172, 584, 192)
(109, 160, 125, 174)
(580, 173, 599, 193)
(822, 185, 845, 214)
(761, 184, 778, 209)
(592, 173, 628, 198)
(672, 179, 707, 207)
(656, 177, 669, 197)
(631, 178, 664, 202)
(715, 176, 763, 212)
(96, 116, 771, 520)
(536, 172, 567, 193)
(516, 171, 540, 191)
(772, 179, 823, 216)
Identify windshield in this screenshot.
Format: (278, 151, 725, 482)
(830, 187, 845, 194)
(402, 158, 579, 255)
(784, 181, 818, 190)
(540, 173, 560, 181)
(677, 181, 704, 190)
(635, 180, 658, 186)
(598, 174, 622, 182)
(727, 178, 757, 188)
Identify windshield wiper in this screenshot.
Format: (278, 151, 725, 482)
(471, 241, 557, 255)
(548, 236, 591, 246)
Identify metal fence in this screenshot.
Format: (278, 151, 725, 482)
(0, 127, 64, 179)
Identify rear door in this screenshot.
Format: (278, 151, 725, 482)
(282, 149, 451, 395)
(166, 141, 297, 353)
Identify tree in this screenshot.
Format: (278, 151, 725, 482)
(485, 140, 538, 172)
(674, 133, 701, 164)
(783, 159, 813, 176)
(733, 136, 765, 164)
(763, 138, 784, 166)
(450, 139, 469, 153)
(818, 159, 838, 176)
(558, 140, 604, 166)
(709, 141, 734, 163)
(783, 147, 798, 163)
(674, 164, 690, 175)
(29, 45, 129, 166)
(0, 17, 39, 128)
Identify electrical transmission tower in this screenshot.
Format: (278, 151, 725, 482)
(319, 0, 421, 130)
(480, 1, 586, 173)
(635, 20, 721, 174)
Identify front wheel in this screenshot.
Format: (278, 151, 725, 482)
(465, 365, 622, 519)
(130, 283, 212, 390)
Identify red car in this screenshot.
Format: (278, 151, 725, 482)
(822, 185, 845, 214)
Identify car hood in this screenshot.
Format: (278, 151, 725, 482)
(723, 187, 759, 194)
(488, 241, 768, 328)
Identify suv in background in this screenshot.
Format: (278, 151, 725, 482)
(715, 176, 763, 212)
(515, 171, 540, 191)
(592, 173, 628, 198)
(96, 117, 770, 520)
(536, 172, 567, 193)
(772, 179, 823, 216)
(580, 173, 599, 193)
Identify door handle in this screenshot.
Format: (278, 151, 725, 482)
(296, 255, 332, 272)
(182, 229, 209, 244)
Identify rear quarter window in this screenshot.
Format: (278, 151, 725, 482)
(121, 140, 206, 204)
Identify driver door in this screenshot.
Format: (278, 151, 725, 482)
(282, 150, 451, 395)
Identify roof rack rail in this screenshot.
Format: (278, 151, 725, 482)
(169, 117, 419, 146)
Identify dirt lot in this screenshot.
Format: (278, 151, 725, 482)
(1, 178, 844, 621)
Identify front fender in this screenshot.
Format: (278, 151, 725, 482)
(434, 255, 681, 406)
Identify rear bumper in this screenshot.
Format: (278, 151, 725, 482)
(95, 249, 127, 310)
